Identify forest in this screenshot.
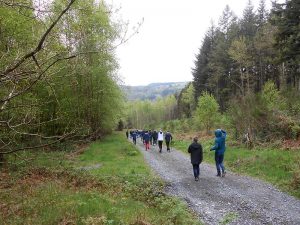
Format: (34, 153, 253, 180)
(1, 0, 299, 159)
(1, 0, 300, 224)
(126, 0, 300, 146)
(0, 0, 127, 160)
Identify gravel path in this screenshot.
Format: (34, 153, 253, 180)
(133, 140, 300, 225)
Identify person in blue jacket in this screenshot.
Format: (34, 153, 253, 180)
(210, 129, 227, 177)
(143, 131, 150, 150)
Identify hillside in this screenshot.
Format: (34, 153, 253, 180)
(123, 82, 188, 101)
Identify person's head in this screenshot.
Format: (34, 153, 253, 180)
(193, 137, 198, 143)
(215, 129, 222, 137)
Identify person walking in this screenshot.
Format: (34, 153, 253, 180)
(149, 130, 153, 145)
(157, 130, 164, 153)
(132, 130, 137, 145)
(165, 131, 173, 152)
(153, 130, 158, 146)
(188, 137, 203, 181)
(210, 129, 227, 177)
(126, 129, 129, 139)
(143, 131, 150, 151)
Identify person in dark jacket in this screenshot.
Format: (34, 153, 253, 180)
(126, 130, 129, 139)
(143, 131, 150, 150)
(141, 130, 145, 143)
(149, 130, 153, 145)
(210, 129, 227, 177)
(188, 137, 203, 181)
(132, 130, 137, 145)
(152, 130, 158, 145)
(165, 131, 173, 152)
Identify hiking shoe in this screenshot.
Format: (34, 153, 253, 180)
(195, 177, 199, 181)
(222, 171, 226, 177)
(216, 174, 221, 177)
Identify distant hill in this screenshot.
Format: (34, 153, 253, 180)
(123, 82, 188, 101)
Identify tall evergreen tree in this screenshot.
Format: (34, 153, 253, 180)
(240, 0, 258, 39)
(208, 6, 239, 108)
(192, 25, 215, 99)
(271, 0, 300, 90)
(257, 0, 268, 27)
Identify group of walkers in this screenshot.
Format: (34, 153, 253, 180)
(125, 128, 227, 182)
(188, 129, 227, 181)
(126, 129, 173, 153)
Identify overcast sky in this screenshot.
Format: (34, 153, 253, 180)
(109, 0, 274, 86)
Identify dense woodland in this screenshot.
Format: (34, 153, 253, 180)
(126, 0, 300, 145)
(0, 0, 127, 159)
(1, 0, 299, 161)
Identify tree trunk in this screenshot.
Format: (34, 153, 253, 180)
(240, 69, 245, 96)
(279, 62, 286, 91)
(0, 153, 4, 167)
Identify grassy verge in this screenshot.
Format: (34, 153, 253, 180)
(172, 135, 300, 198)
(0, 133, 202, 225)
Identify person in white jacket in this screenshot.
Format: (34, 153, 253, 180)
(157, 130, 164, 153)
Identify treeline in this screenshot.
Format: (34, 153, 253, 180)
(193, 0, 300, 107)
(126, 0, 300, 144)
(0, 0, 124, 156)
(126, 95, 177, 129)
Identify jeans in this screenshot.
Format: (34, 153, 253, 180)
(215, 153, 225, 174)
(193, 164, 200, 178)
(133, 138, 136, 145)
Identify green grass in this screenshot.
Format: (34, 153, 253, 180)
(173, 137, 300, 198)
(219, 212, 238, 225)
(0, 133, 202, 225)
(78, 134, 149, 177)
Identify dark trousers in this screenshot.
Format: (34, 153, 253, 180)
(166, 141, 170, 150)
(192, 164, 200, 178)
(158, 141, 163, 152)
(215, 153, 225, 174)
(133, 138, 136, 145)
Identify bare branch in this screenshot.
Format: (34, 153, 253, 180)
(0, 131, 75, 154)
(1, 0, 76, 77)
(0, 54, 76, 105)
(0, 0, 50, 13)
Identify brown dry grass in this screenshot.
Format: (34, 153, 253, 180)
(282, 137, 300, 150)
(175, 131, 214, 141)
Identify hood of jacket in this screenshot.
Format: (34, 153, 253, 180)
(215, 129, 222, 138)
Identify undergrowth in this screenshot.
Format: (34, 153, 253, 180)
(0, 133, 202, 225)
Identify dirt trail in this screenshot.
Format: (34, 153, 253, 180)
(133, 139, 300, 225)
